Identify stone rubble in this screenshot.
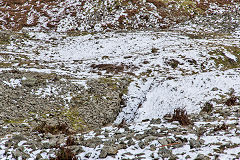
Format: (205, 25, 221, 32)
(0, 95, 239, 159)
(0, 2, 240, 158)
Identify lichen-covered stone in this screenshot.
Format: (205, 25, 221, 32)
(70, 77, 130, 129)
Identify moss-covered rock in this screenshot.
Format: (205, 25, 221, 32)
(0, 32, 10, 44)
(70, 77, 130, 129)
(209, 46, 240, 70)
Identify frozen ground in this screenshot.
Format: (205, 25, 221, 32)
(1, 28, 240, 159)
(16, 30, 240, 123)
(0, 2, 240, 159)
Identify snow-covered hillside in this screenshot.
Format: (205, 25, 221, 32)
(1, 0, 239, 32)
(0, 0, 240, 159)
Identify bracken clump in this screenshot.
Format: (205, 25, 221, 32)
(51, 146, 77, 160)
(225, 96, 238, 106)
(33, 122, 72, 135)
(167, 108, 192, 126)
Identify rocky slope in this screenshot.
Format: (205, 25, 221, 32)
(1, 0, 239, 32)
(0, 0, 240, 159)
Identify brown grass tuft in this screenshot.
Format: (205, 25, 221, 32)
(201, 102, 213, 113)
(33, 122, 73, 135)
(167, 108, 192, 126)
(213, 123, 228, 132)
(91, 63, 131, 74)
(51, 146, 77, 160)
(66, 136, 76, 146)
(225, 96, 237, 106)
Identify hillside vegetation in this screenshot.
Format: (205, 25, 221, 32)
(0, 0, 238, 32)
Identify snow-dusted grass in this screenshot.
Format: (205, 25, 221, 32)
(5, 29, 237, 124)
(2, 78, 22, 88)
(0, 12, 240, 158)
(136, 69, 240, 121)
